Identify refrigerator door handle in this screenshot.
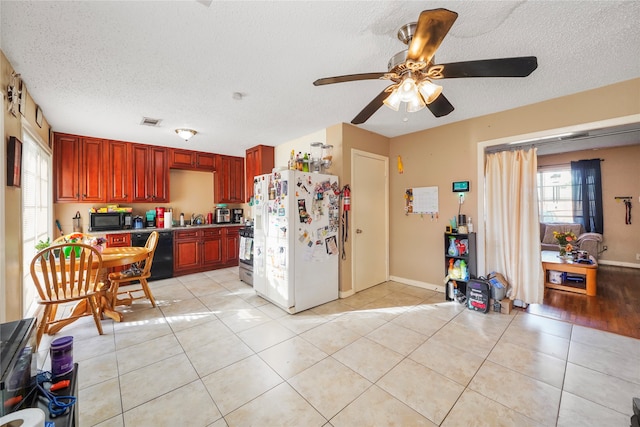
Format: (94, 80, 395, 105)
(261, 202, 268, 236)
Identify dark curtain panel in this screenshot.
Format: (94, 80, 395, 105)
(571, 159, 603, 233)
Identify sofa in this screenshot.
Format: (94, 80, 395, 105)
(540, 222, 603, 259)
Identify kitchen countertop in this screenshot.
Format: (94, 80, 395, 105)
(92, 223, 245, 236)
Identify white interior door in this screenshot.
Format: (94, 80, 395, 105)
(352, 149, 389, 292)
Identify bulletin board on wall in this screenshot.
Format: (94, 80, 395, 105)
(405, 186, 438, 215)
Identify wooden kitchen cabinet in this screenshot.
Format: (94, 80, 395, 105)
(174, 229, 219, 275)
(104, 140, 131, 203)
(173, 226, 240, 276)
(214, 155, 244, 204)
(173, 229, 201, 274)
(54, 134, 80, 202)
(54, 133, 105, 202)
(130, 144, 169, 203)
(223, 226, 240, 265)
(169, 148, 216, 171)
(245, 145, 274, 202)
(201, 228, 224, 269)
(106, 233, 131, 247)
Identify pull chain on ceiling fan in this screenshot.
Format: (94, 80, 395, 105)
(313, 8, 538, 124)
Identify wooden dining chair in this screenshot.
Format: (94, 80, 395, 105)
(108, 231, 159, 308)
(30, 243, 104, 348)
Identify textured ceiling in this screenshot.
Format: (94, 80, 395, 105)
(2, 1, 639, 156)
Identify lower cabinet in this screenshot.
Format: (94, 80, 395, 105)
(106, 233, 131, 248)
(173, 226, 240, 276)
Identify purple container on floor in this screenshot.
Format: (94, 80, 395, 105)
(50, 336, 73, 377)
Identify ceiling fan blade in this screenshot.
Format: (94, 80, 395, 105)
(438, 57, 538, 78)
(351, 89, 390, 124)
(427, 93, 454, 117)
(407, 8, 458, 64)
(313, 73, 387, 86)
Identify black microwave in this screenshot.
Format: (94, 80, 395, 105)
(89, 212, 132, 231)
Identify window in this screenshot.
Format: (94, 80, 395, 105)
(537, 165, 573, 223)
(22, 129, 52, 316)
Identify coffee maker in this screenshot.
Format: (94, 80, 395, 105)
(232, 208, 244, 224)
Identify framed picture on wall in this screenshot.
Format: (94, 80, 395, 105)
(7, 136, 22, 187)
(36, 105, 43, 127)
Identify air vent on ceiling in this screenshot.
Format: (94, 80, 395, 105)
(140, 117, 162, 127)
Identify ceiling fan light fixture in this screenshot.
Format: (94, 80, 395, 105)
(418, 80, 442, 104)
(397, 76, 418, 102)
(175, 128, 197, 141)
(406, 94, 426, 113)
(383, 89, 402, 111)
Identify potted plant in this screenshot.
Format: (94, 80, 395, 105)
(35, 237, 51, 259)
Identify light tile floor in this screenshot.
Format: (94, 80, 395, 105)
(36, 267, 640, 426)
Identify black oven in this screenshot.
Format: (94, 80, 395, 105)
(239, 226, 253, 286)
(89, 212, 132, 231)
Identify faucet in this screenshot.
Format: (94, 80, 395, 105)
(193, 214, 204, 225)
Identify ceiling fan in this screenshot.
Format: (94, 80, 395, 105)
(313, 8, 538, 124)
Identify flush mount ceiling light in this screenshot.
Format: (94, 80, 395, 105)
(175, 128, 197, 141)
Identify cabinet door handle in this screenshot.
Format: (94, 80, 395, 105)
(356, 229, 363, 234)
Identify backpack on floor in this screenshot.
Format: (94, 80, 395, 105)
(466, 279, 491, 313)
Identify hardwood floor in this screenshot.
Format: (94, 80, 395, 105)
(527, 265, 640, 339)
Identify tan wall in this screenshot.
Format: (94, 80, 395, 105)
(538, 144, 640, 264)
(389, 78, 640, 287)
(390, 122, 478, 287)
(2, 50, 52, 321)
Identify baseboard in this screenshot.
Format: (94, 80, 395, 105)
(598, 260, 640, 269)
(339, 289, 355, 299)
(389, 275, 445, 294)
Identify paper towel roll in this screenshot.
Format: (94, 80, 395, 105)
(0, 408, 46, 427)
(164, 211, 172, 229)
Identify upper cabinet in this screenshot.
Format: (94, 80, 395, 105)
(245, 145, 274, 202)
(104, 140, 130, 203)
(215, 155, 244, 204)
(169, 148, 216, 171)
(54, 133, 105, 202)
(131, 144, 169, 203)
(54, 133, 236, 204)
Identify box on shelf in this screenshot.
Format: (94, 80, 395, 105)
(548, 270, 564, 284)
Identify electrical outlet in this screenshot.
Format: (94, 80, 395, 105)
(636, 253, 640, 261)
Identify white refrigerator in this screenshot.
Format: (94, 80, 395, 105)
(252, 170, 340, 313)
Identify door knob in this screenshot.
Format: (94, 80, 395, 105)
(356, 229, 363, 234)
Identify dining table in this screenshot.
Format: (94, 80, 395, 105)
(46, 246, 150, 334)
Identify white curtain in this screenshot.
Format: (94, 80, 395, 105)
(485, 148, 543, 305)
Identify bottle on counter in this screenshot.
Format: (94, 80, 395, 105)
(179, 213, 185, 227)
(302, 153, 310, 172)
(296, 152, 303, 171)
(289, 150, 296, 170)
(460, 260, 468, 281)
(467, 217, 474, 232)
